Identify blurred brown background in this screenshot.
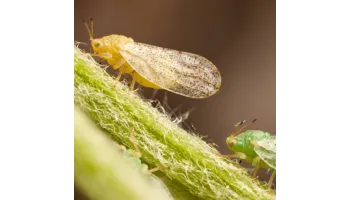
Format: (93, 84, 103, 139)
(74, 0, 275, 192)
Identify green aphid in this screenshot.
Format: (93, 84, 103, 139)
(112, 131, 174, 199)
(225, 119, 276, 188)
(113, 143, 149, 174)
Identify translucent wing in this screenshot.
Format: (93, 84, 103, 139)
(254, 136, 276, 170)
(120, 42, 221, 98)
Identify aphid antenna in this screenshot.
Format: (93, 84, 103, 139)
(83, 17, 94, 41)
(234, 120, 246, 128)
(231, 118, 257, 136)
(230, 120, 246, 135)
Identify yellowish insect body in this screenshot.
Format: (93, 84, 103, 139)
(91, 35, 132, 71)
(84, 19, 221, 98)
(91, 35, 162, 89)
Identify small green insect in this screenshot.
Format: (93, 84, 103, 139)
(112, 130, 173, 199)
(224, 119, 276, 187)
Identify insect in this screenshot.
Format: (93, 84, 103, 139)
(83, 18, 221, 98)
(113, 130, 173, 199)
(224, 119, 276, 187)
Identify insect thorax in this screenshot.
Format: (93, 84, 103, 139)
(103, 34, 134, 52)
(91, 34, 134, 60)
(244, 130, 271, 141)
(226, 130, 271, 161)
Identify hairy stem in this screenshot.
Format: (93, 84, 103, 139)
(74, 106, 174, 200)
(74, 46, 275, 200)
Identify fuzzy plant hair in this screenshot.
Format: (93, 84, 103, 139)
(74, 46, 275, 200)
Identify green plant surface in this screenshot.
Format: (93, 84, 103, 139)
(74, 46, 275, 200)
(74, 106, 174, 200)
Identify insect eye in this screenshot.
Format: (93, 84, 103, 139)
(95, 42, 101, 48)
(230, 140, 237, 146)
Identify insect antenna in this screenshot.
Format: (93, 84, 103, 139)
(231, 118, 257, 136)
(82, 17, 94, 41)
(90, 17, 94, 39)
(234, 120, 246, 128)
(230, 120, 246, 135)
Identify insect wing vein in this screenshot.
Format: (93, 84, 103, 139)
(120, 42, 221, 98)
(254, 137, 276, 170)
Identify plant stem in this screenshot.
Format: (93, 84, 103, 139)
(74, 106, 174, 200)
(74, 46, 275, 200)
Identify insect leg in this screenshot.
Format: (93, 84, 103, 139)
(252, 157, 261, 177)
(114, 66, 125, 88)
(147, 166, 167, 174)
(253, 165, 260, 177)
(216, 154, 236, 158)
(268, 170, 276, 188)
(89, 52, 113, 59)
(235, 152, 247, 159)
(130, 71, 136, 90)
(129, 128, 141, 158)
(217, 152, 246, 160)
